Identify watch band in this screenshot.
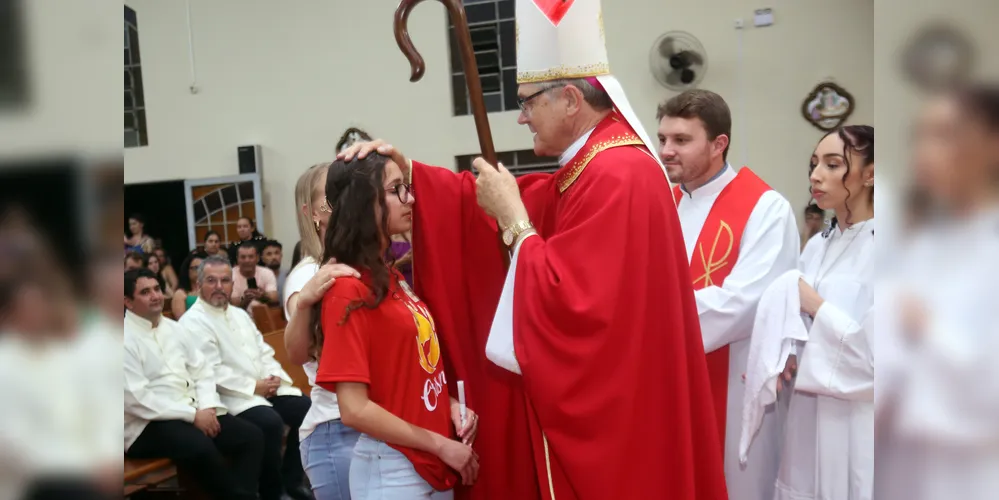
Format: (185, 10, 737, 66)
(502, 220, 534, 248)
(507, 220, 534, 241)
(506, 220, 534, 237)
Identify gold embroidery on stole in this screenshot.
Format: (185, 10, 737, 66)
(694, 221, 734, 287)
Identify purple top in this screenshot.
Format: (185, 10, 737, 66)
(389, 241, 413, 286)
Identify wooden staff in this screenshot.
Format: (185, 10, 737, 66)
(394, 0, 497, 167)
(394, 0, 510, 265)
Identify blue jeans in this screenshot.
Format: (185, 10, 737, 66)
(350, 434, 454, 500)
(299, 420, 361, 500)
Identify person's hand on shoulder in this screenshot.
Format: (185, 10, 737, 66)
(298, 261, 361, 310)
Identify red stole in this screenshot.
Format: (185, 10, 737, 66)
(673, 168, 771, 448)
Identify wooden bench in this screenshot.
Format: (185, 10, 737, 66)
(124, 457, 176, 496)
(252, 305, 288, 333)
(263, 329, 310, 393)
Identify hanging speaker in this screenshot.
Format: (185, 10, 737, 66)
(237, 145, 261, 175)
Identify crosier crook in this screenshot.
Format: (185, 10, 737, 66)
(394, 0, 511, 265)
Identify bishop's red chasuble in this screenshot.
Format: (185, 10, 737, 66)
(672, 168, 772, 449)
(412, 114, 728, 500)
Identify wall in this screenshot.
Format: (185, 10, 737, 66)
(0, 0, 120, 158)
(123, 0, 874, 264)
(874, 0, 999, 182)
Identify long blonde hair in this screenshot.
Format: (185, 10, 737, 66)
(293, 163, 331, 271)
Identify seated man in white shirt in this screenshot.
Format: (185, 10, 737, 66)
(180, 256, 312, 500)
(123, 268, 263, 500)
(231, 244, 279, 310)
(0, 236, 118, 500)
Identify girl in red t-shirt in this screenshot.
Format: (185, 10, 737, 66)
(315, 154, 480, 499)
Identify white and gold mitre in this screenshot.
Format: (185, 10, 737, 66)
(515, 0, 675, 190)
(515, 0, 609, 83)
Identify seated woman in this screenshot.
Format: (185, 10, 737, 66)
(144, 251, 173, 297)
(315, 154, 480, 499)
(202, 230, 226, 260)
(124, 213, 155, 254)
(152, 245, 180, 294)
(170, 253, 203, 319)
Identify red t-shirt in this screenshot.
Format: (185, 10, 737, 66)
(316, 268, 458, 491)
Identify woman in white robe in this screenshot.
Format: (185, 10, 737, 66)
(776, 125, 875, 500)
(875, 85, 999, 500)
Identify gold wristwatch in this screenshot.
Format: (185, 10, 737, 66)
(502, 220, 535, 247)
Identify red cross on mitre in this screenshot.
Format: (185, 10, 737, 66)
(531, 0, 575, 26)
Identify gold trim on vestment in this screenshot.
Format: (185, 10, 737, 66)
(557, 135, 645, 193)
(598, 9, 605, 44)
(517, 63, 611, 84)
(694, 221, 734, 287)
(543, 433, 556, 499)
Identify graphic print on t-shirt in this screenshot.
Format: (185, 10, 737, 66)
(406, 300, 441, 375)
(405, 299, 446, 412)
(399, 280, 420, 303)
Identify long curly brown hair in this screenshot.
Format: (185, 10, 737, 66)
(310, 153, 395, 359)
(810, 125, 874, 233)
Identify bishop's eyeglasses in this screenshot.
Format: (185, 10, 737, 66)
(517, 84, 565, 114)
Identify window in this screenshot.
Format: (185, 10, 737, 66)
(0, 0, 28, 109)
(455, 149, 560, 177)
(184, 174, 264, 250)
(125, 5, 148, 147)
(448, 0, 517, 116)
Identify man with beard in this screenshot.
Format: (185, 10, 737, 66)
(180, 256, 312, 500)
(124, 268, 264, 499)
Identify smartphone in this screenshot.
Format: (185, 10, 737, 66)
(247, 277, 258, 289)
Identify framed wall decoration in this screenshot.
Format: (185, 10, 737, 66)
(901, 22, 974, 91)
(801, 82, 854, 132)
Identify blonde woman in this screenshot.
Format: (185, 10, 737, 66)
(283, 163, 360, 500)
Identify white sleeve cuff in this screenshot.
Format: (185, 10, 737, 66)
(511, 231, 538, 255)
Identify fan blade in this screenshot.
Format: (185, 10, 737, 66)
(680, 68, 696, 84)
(666, 69, 683, 86)
(658, 37, 676, 58)
(669, 53, 687, 69)
(683, 50, 704, 66)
